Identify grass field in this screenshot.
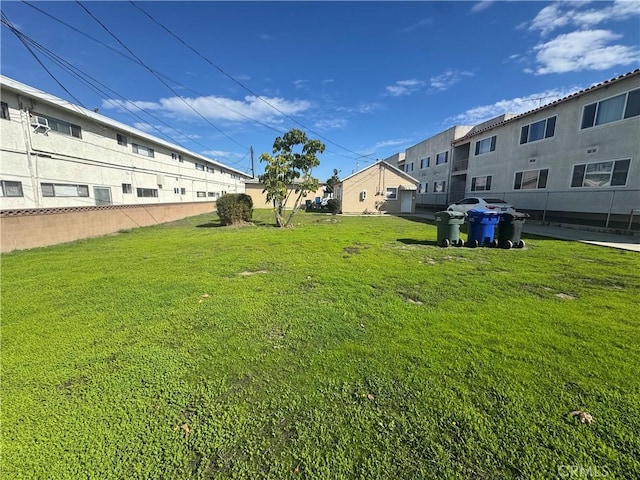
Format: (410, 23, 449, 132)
(2, 209, 639, 479)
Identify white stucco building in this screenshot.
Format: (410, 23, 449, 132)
(398, 69, 640, 229)
(0, 75, 250, 211)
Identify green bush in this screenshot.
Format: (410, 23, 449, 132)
(216, 193, 253, 225)
(326, 198, 340, 214)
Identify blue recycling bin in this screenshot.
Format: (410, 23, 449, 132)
(466, 209, 500, 247)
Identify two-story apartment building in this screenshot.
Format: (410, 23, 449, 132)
(0, 75, 250, 211)
(394, 70, 639, 229)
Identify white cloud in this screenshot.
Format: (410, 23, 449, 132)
(103, 94, 311, 124)
(449, 87, 581, 125)
(529, 0, 640, 36)
(314, 118, 348, 130)
(430, 70, 474, 91)
(470, 1, 495, 14)
(531, 29, 640, 75)
(385, 79, 426, 96)
(293, 79, 308, 89)
(374, 138, 411, 149)
(401, 18, 433, 33)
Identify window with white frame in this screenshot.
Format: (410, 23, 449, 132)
(581, 88, 640, 129)
(206, 166, 215, 173)
(570, 159, 630, 188)
(1, 180, 23, 197)
(436, 151, 448, 165)
(41, 183, 89, 197)
(385, 187, 398, 200)
(195, 163, 205, 171)
(117, 134, 127, 146)
(122, 183, 132, 194)
(196, 191, 206, 198)
(514, 169, 549, 190)
(35, 114, 82, 138)
(136, 188, 158, 197)
(132, 143, 154, 157)
(1, 102, 9, 120)
(471, 175, 492, 192)
(433, 180, 446, 193)
(520, 116, 556, 144)
(171, 152, 183, 162)
(420, 157, 430, 169)
(475, 136, 497, 155)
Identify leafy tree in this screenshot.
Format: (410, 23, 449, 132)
(326, 168, 340, 193)
(259, 129, 325, 227)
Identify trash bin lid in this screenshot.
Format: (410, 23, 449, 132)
(501, 211, 530, 220)
(436, 210, 465, 220)
(468, 208, 499, 217)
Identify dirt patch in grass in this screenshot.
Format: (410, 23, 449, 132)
(238, 270, 269, 276)
(555, 293, 577, 300)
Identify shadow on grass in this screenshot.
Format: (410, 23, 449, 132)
(397, 238, 440, 247)
(196, 219, 275, 228)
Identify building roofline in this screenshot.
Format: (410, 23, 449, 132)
(338, 160, 419, 184)
(0, 75, 252, 178)
(453, 68, 640, 144)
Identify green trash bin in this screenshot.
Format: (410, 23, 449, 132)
(497, 212, 529, 249)
(435, 211, 466, 247)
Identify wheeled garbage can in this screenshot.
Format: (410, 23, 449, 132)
(497, 212, 529, 249)
(435, 211, 466, 247)
(466, 209, 500, 248)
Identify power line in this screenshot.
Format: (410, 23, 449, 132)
(129, 1, 374, 161)
(75, 1, 251, 152)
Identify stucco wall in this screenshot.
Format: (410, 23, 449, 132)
(1, 202, 216, 252)
(244, 182, 326, 209)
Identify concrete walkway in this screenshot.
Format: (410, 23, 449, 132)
(400, 212, 640, 252)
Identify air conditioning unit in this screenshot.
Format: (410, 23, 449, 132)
(360, 190, 367, 201)
(31, 115, 50, 134)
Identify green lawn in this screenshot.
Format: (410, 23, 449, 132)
(2, 210, 639, 479)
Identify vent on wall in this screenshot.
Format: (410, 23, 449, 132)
(360, 190, 367, 201)
(529, 158, 536, 163)
(587, 147, 598, 155)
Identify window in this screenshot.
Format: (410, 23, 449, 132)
(206, 166, 215, 173)
(181, 187, 186, 195)
(571, 159, 630, 188)
(405, 162, 414, 173)
(132, 143, 154, 157)
(475, 136, 497, 155)
(417, 183, 422, 194)
(520, 116, 556, 144)
(436, 151, 448, 165)
(433, 180, 446, 193)
(196, 191, 206, 198)
(420, 157, 430, 169)
(174, 187, 180, 194)
(471, 175, 492, 192)
(136, 188, 158, 197)
(208, 192, 216, 197)
(117, 134, 128, 146)
(581, 88, 640, 129)
(1, 180, 23, 197)
(171, 152, 183, 162)
(385, 187, 397, 200)
(514, 169, 549, 190)
(41, 183, 89, 197)
(35, 114, 82, 138)
(195, 163, 205, 171)
(122, 183, 132, 194)
(1, 102, 9, 120)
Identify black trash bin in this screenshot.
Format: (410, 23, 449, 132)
(497, 212, 529, 249)
(435, 211, 465, 247)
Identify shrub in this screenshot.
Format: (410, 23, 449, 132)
(326, 199, 340, 215)
(216, 193, 253, 225)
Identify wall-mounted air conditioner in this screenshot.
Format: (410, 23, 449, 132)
(360, 190, 367, 201)
(31, 115, 50, 134)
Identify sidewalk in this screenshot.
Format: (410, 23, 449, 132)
(401, 212, 640, 252)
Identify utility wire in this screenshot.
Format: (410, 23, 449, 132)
(129, 1, 374, 161)
(1, 14, 253, 169)
(1, 12, 86, 108)
(75, 1, 250, 151)
(20, 1, 289, 138)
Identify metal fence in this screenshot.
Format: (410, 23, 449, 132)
(417, 188, 640, 231)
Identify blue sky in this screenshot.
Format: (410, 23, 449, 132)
(1, 1, 639, 180)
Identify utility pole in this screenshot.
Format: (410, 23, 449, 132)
(250, 146, 255, 178)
